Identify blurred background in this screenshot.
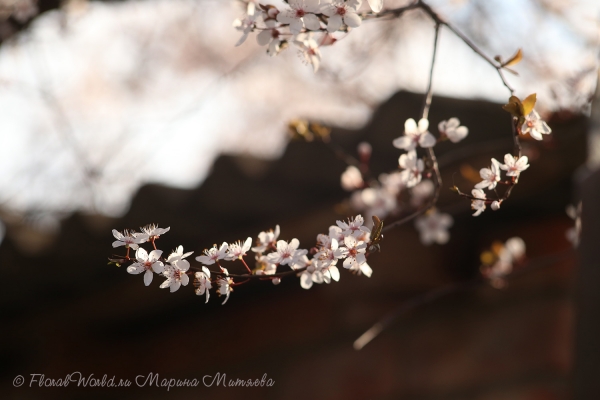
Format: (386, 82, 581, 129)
(0, 0, 598, 399)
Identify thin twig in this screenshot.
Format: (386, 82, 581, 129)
(354, 247, 575, 350)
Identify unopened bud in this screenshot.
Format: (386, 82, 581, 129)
(491, 201, 501, 210)
(358, 142, 372, 160)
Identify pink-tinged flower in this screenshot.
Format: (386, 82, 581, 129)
(438, 118, 469, 143)
(399, 150, 424, 188)
(336, 214, 371, 238)
(267, 239, 307, 266)
(160, 258, 190, 293)
(415, 210, 453, 245)
(321, 1, 361, 32)
(141, 224, 170, 240)
(196, 242, 228, 265)
(341, 235, 367, 269)
(195, 267, 212, 303)
(475, 158, 501, 190)
(277, 0, 321, 34)
(393, 118, 436, 151)
(112, 229, 146, 250)
(256, 20, 283, 56)
(127, 248, 164, 286)
(341, 165, 364, 191)
(521, 110, 551, 141)
(252, 225, 280, 253)
(471, 188, 486, 217)
(315, 238, 345, 267)
(226, 237, 252, 260)
(295, 34, 321, 72)
(500, 154, 529, 177)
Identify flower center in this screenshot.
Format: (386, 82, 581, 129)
(336, 6, 346, 16)
(295, 9, 306, 18)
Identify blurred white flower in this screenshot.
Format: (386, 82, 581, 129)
(252, 225, 280, 253)
(438, 118, 469, 143)
(415, 210, 453, 245)
(393, 118, 436, 152)
(341, 165, 364, 191)
(399, 150, 424, 188)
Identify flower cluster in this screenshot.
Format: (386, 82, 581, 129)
(109, 216, 379, 305)
(233, 0, 384, 72)
(468, 154, 530, 216)
(479, 237, 526, 288)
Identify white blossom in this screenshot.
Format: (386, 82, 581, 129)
(438, 118, 468, 143)
(341, 235, 367, 270)
(195, 267, 212, 303)
(415, 210, 453, 245)
(336, 214, 370, 238)
(321, 1, 361, 32)
(521, 110, 551, 141)
(141, 224, 170, 239)
(399, 150, 424, 188)
(256, 19, 283, 56)
(475, 158, 501, 190)
(127, 248, 164, 286)
(252, 225, 280, 253)
(500, 154, 529, 177)
(160, 258, 190, 293)
(267, 239, 307, 266)
(112, 229, 146, 250)
(393, 118, 436, 152)
(277, 0, 322, 34)
(226, 237, 252, 260)
(196, 242, 228, 265)
(217, 276, 233, 305)
(366, 0, 383, 13)
(471, 188, 486, 217)
(295, 33, 321, 72)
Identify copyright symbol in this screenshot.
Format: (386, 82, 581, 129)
(13, 375, 24, 387)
